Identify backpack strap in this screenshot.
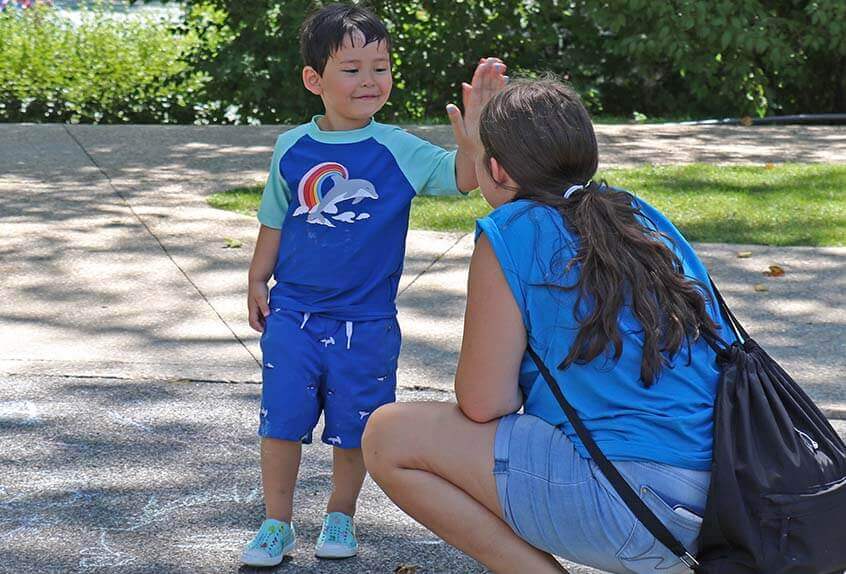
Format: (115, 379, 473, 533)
(707, 275, 748, 343)
(526, 346, 700, 570)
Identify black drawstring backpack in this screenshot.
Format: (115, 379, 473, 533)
(528, 277, 846, 573)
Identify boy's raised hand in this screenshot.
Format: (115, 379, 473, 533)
(447, 57, 507, 152)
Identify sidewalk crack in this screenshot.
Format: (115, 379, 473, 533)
(62, 125, 260, 367)
(398, 232, 470, 299)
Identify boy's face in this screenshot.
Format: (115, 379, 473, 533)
(304, 31, 392, 126)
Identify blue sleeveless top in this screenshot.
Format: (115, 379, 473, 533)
(476, 196, 733, 470)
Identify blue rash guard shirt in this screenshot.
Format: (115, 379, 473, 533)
(258, 116, 460, 321)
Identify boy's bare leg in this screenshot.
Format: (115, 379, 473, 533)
(326, 447, 367, 516)
(261, 437, 302, 522)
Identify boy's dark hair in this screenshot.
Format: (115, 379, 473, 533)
(299, 3, 391, 75)
(479, 77, 719, 386)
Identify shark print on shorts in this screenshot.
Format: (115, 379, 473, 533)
(258, 309, 400, 448)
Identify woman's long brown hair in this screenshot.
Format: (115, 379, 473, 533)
(479, 78, 719, 386)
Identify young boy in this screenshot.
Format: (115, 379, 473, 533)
(241, 3, 506, 567)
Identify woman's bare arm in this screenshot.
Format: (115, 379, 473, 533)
(454, 234, 525, 423)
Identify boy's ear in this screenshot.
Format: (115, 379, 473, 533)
(302, 66, 322, 96)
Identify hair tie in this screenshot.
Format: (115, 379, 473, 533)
(563, 184, 583, 199)
(563, 180, 593, 199)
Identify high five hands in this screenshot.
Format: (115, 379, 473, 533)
(447, 57, 508, 152)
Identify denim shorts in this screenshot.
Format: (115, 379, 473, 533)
(493, 413, 710, 574)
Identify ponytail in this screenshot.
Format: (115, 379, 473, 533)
(557, 182, 717, 386)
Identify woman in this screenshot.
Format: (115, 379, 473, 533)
(362, 78, 731, 574)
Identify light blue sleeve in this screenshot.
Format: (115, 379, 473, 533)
(257, 133, 296, 229)
(374, 126, 459, 196)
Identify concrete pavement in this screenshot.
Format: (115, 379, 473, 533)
(0, 123, 844, 573)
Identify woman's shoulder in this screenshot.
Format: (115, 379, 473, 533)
(479, 199, 566, 237)
(476, 200, 578, 284)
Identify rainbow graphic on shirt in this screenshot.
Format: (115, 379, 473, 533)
(297, 162, 349, 212)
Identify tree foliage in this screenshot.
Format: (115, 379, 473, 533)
(2, 0, 844, 124)
(174, 0, 846, 122)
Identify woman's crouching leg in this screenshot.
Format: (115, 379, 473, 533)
(362, 401, 567, 574)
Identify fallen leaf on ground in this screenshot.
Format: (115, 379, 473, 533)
(395, 565, 419, 574)
(736, 251, 753, 258)
(763, 265, 785, 277)
(740, 116, 754, 126)
(753, 283, 769, 292)
(223, 237, 243, 249)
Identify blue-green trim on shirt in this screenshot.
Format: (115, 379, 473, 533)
(258, 117, 459, 230)
(257, 124, 309, 229)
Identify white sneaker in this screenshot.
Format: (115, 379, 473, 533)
(240, 518, 296, 567)
(314, 512, 358, 559)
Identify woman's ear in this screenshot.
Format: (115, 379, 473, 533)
(489, 156, 509, 185)
(302, 66, 322, 96)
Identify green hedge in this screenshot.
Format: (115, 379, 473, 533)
(2, 1, 844, 124)
(0, 3, 222, 123)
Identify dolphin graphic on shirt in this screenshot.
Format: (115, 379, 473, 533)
(293, 174, 378, 227)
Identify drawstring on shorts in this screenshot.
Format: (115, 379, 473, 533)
(299, 312, 353, 350)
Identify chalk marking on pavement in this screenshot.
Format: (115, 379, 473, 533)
(126, 486, 261, 532)
(0, 490, 96, 541)
(79, 532, 137, 571)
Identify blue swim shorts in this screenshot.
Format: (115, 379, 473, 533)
(494, 413, 710, 574)
(258, 307, 400, 449)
